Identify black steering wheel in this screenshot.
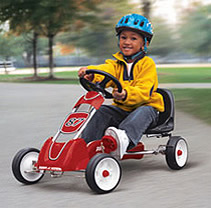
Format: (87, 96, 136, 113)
(79, 69, 122, 98)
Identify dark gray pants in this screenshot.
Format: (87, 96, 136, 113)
(81, 105, 159, 148)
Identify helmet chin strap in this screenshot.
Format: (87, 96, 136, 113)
(144, 37, 148, 52)
(121, 50, 145, 62)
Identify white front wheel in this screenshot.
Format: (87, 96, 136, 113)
(85, 154, 122, 194)
(12, 148, 44, 184)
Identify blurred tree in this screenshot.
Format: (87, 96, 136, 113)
(0, 0, 45, 77)
(0, 0, 103, 78)
(179, 4, 211, 57)
(149, 17, 177, 56)
(138, 0, 179, 57)
(141, 0, 154, 19)
(19, 33, 48, 68)
(0, 34, 23, 60)
(57, 0, 137, 61)
(58, 0, 177, 60)
(0, 31, 47, 69)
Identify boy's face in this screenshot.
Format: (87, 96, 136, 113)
(119, 30, 144, 57)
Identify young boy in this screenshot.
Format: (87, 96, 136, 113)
(78, 14, 164, 159)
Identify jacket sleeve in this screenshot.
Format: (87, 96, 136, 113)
(117, 58, 158, 106)
(87, 59, 117, 88)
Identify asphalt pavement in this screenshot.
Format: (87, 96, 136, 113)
(0, 83, 211, 208)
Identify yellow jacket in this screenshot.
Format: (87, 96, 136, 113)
(87, 52, 164, 112)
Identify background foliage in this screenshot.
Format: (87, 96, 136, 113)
(0, 1, 211, 72)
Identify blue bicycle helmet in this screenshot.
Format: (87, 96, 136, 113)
(116, 14, 153, 43)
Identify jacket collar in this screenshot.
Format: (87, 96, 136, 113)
(112, 51, 145, 64)
(112, 52, 126, 63)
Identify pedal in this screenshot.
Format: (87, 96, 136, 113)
(122, 142, 145, 160)
(127, 142, 144, 152)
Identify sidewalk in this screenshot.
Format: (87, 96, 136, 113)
(0, 66, 79, 75)
(1, 63, 211, 75)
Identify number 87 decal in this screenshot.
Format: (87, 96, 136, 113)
(61, 113, 89, 133)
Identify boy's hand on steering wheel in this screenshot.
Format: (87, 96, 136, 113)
(78, 67, 94, 81)
(113, 88, 127, 101)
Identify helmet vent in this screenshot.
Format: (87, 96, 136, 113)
(140, 21, 144, 27)
(134, 20, 138, 25)
(125, 18, 129, 23)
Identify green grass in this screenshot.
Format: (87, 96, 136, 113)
(172, 89, 211, 125)
(157, 67, 211, 83)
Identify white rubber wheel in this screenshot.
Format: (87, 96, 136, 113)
(85, 154, 121, 194)
(166, 136, 188, 170)
(12, 148, 44, 184)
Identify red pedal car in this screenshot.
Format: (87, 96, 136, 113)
(12, 70, 188, 194)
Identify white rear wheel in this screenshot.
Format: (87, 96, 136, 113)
(175, 139, 188, 167)
(166, 136, 188, 170)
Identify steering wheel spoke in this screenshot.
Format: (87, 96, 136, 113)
(99, 77, 111, 89)
(80, 70, 122, 99)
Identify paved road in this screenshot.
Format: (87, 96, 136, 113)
(0, 83, 211, 208)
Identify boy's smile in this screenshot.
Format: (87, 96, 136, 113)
(119, 30, 144, 59)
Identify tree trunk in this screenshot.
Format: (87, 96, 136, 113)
(48, 34, 54, 79)
(141, 0, 151, 19)
(32, 32, 38, 78)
